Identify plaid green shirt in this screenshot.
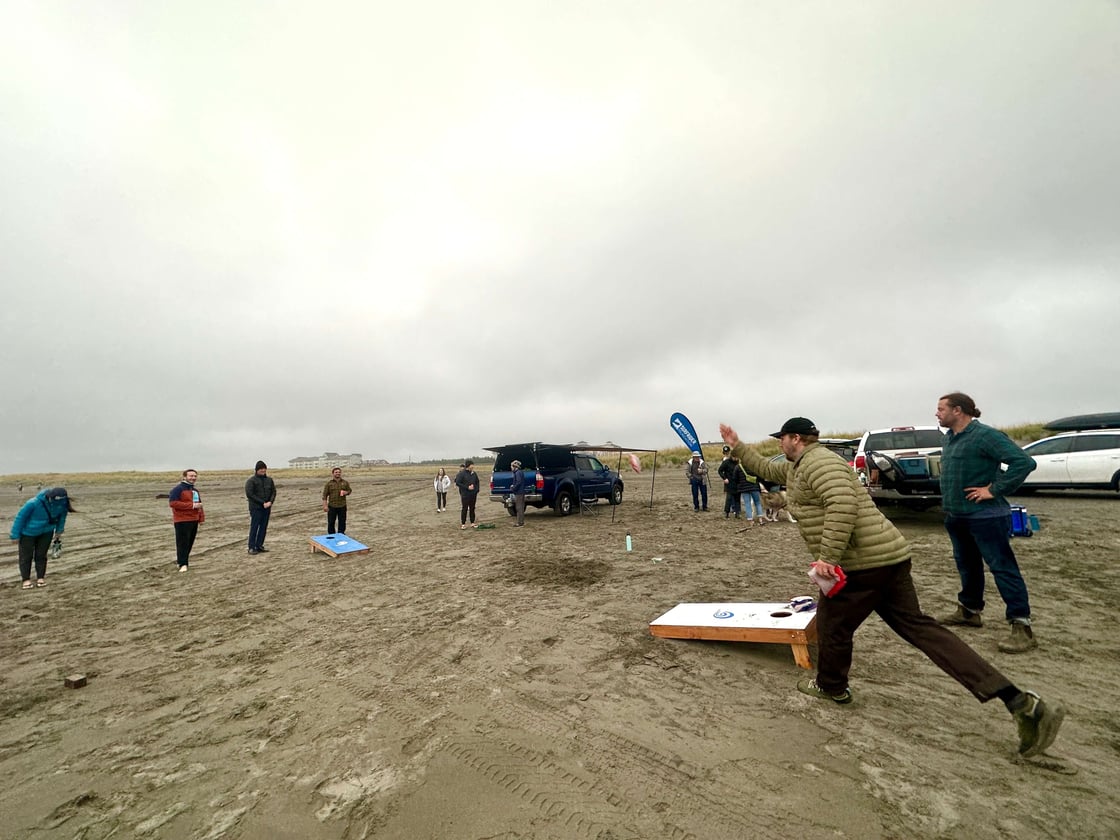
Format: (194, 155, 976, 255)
(940, 420, 1036, 515)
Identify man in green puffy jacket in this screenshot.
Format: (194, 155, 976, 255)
(719, 417, 1063, 759)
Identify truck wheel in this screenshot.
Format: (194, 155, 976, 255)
(609, 483, 623, 505)
(554, 490, 574, 517)
(507, 504, 518, 516)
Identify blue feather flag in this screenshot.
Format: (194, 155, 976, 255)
(670, 412, 702, 454)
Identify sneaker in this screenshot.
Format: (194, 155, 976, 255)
(797, 677, 853, 705)
(179, 565, 188, 573)
(248, 548, 260, 555)
(1012, 691, 1065, 757)
(938, 605, 983, 628)
(998, 621, 1038, 653)
(256, 547, 269, 553)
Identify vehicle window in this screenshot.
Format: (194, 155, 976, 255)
(495, 450, 534, 470)
(865, 430, 945, 450)
(824, 444, 855, 461)
(539, 450, 571, 470)
(574, 455, 591, 470)
(587, 457, 605, 471)
(1071, 434, 1120, 453)
(1024, 438, 1074, 456)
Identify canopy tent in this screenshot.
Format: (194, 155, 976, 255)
(483, 441, 660, 518)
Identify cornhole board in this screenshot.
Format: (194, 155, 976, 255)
(309, 534, 370, 558)
(649, 602, 817, 669)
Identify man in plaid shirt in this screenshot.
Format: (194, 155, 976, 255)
(935, 392, 1038, 653)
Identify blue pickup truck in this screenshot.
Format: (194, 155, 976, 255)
(485, 442, 624, 517)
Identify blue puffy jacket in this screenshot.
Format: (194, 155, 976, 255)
(10, 489, 70, 539)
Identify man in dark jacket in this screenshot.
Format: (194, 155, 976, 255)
(717, 446, 742, 518)
(509, 459, 527, 527)
(455, 460, 481, 529)
(245, 460, 277, 555)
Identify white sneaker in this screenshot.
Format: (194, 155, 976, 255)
(179, 565, 188, 573)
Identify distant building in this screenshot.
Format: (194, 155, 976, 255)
(288, 452, 364, 470)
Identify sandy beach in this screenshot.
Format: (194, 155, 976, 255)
(1, 467, 1116, 839)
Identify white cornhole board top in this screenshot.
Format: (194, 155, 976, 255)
(649, 602, 817, 669)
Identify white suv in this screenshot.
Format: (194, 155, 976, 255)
(1019, 430, 1120, 492)
(854, 425, 947, 508)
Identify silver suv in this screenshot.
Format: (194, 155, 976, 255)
(854, 426, 947, 509)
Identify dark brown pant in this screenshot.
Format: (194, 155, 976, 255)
(815, 559, 1011, 702)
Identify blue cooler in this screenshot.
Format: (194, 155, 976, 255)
(896, 456, 930, 478)
(1009, 505, 1032, 538)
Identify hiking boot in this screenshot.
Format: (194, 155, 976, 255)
(938, 605, 983, 628)
(796, 677, 853, 705)
(1011, 690, 1065, 757)
(998, 622, 1038, 653)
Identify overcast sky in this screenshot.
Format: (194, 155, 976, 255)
(2, 1, 1118, 474)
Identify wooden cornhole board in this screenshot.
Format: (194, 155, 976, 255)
(309, 534, 370, 558)
(650, 602, 817, 669)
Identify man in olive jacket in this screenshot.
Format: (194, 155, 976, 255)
(719, 416, 1063, 759)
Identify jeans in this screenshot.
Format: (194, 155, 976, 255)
(327, 506, 347, 534)
(248, 506, 271, 550)
(815, 559, 1011, 701)
(436, 491, 448, 510)
(690, 480, 708, 510)
(513, 493, 526, 525)
(18, 533, 52, 580)
(943, 513, 1031, 622)
(740, 490, 763, 520)
(174, 521, 198, 568)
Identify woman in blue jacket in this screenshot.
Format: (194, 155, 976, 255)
(10, 487, 73, 589)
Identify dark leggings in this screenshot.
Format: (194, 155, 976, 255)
(19, 533, 52, 581)
(436, 491, 448, 509)
(460, 495, 477, 525)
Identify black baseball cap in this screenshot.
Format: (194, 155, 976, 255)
(770, 417, 820, 438)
